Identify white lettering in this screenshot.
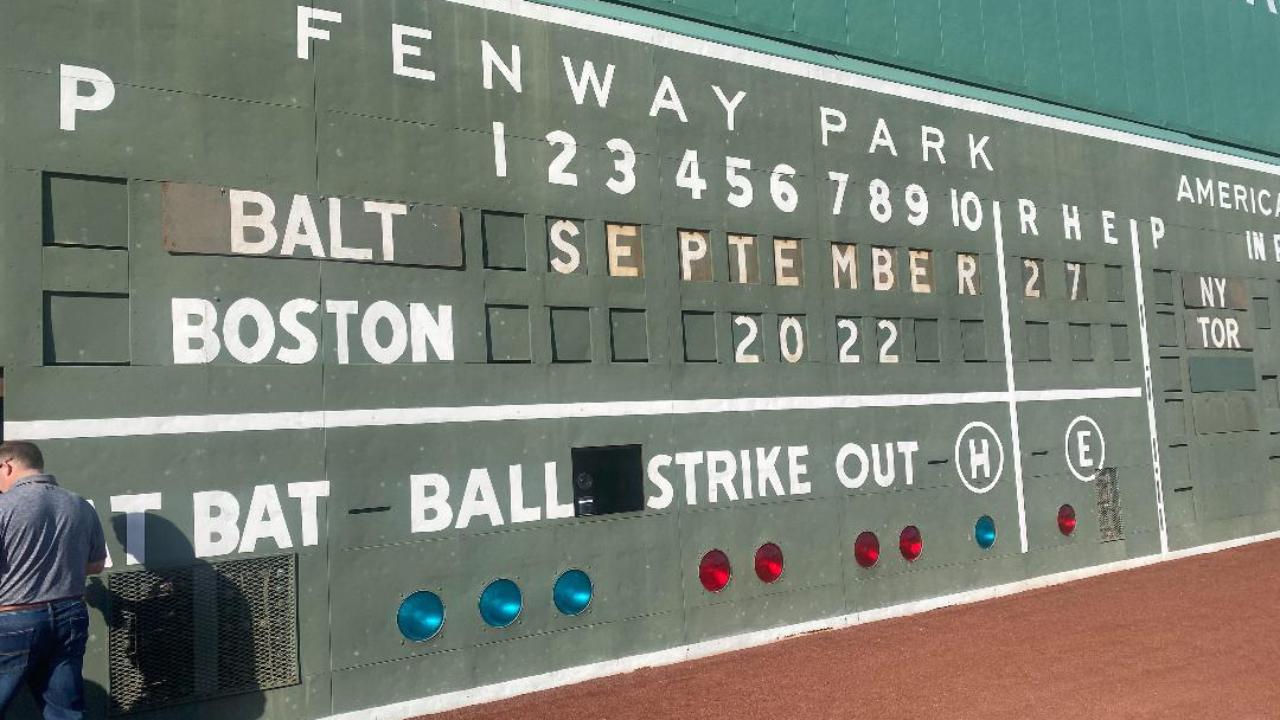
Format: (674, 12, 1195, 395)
(391, 24, 435, 81)
(229, 190, 278, 254)
(110, 493, 162, 565)
(59, 65, 116, 131)
(297, 6, 342, 60)
(193, 491, 240, 558)
(648, 76, 688, 122)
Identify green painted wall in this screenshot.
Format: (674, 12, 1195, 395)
(2, 1, 1280, 719)
(586, 0, 1280, 157)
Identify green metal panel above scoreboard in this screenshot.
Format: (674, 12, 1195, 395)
(579, 0, 1280, 157)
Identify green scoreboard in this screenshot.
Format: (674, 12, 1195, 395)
(2, 1, 1279, 718)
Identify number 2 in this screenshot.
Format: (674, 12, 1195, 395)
(546, 130, 577, 186)
(837, 319, 860, 363)
(734, 316, 760, 363)
(877, 319, 899, 363)
(1023, 258, 1043, 298)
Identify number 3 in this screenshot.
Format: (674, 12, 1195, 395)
(606, 138, 636, 195)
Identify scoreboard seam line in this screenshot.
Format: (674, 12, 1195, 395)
(446, 0, 1280, 177)
(6, 387, 1141, 440)
(315, 528, 1280, 720)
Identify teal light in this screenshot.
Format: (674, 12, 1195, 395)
(397, 591, 445, 642)
(479, 579, 523, 628)
(975, 515, 997, 549)
(553, 569, 593, 615)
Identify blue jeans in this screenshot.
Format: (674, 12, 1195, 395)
(0, 599, 89, 720)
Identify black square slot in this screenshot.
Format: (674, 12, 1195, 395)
(571, 445, 643, 517)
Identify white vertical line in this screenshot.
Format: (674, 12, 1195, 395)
(1130, 236, 1170, 555)
(992, 201, 1030, 554)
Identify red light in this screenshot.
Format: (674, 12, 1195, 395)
(899, 526, 923, 561)
(754, 543, 784, 583)
(854, 531, 880, 568)
(699, 549, 732, 592)
(1058, 504, 1077, 536)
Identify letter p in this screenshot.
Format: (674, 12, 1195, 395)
(60, 65, 115, 131)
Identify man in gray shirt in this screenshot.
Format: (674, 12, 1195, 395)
(0, 441, 105, 720)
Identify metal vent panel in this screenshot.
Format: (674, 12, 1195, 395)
(108, 554, 299, 715)
(1095, 468, 1124, 542)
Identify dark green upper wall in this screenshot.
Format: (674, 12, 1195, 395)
(587, 0, 1280, 158)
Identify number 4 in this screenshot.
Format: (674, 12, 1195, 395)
(676, 149, 707, 199)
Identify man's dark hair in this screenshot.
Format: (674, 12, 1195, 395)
(0, 441, 44, 471)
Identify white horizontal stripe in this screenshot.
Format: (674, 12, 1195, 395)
(1013, 387, 1144, 403)
(6, 387, 1141, 440)
(318, 527, 1280, 720)
(6, 411, 327, 441)
(448, 0, 1280, 176)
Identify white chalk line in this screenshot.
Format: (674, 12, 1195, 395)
(6, 386, 1142, 440)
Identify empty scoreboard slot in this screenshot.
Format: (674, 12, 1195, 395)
(571, 445, 643, 517)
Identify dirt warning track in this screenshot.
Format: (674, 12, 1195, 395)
(429, 540, 1280, 719)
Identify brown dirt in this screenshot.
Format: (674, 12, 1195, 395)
(427, 539, 1280, 719)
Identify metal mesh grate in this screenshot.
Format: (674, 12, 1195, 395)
(1095, 468, 1124, 542)
(108, 555, 299, 715)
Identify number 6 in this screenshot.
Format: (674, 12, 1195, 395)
(771, 164, 798, 213)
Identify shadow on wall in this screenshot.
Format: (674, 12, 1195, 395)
(13, 513, 272, 720)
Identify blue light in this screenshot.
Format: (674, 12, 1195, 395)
(553, 569, 593, 616)
(975, 515, 997, 549)
(479, 579, 523, 628)
(397, 591, 445, 642)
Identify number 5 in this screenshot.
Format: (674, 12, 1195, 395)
(725, 156, 753, 208)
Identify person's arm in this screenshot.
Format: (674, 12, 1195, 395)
(85, 500, 108, 576)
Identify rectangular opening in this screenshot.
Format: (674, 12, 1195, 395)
(1105, 264, 1125, 302)
(1069, 323, 1093, 361)
(108, 555, 299, 715)
(914, 318, 939, 362)
(571, 445, 643, 517)
(1025, 320, 1051, 361)
(43, 173, 129, 248)
(961, 319, 985, 362)
(481, 210, 527, 270)
(1152, 269, 1174, 305)
(1094, 468, 1124, 542)
(44, 292, 131, 366)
